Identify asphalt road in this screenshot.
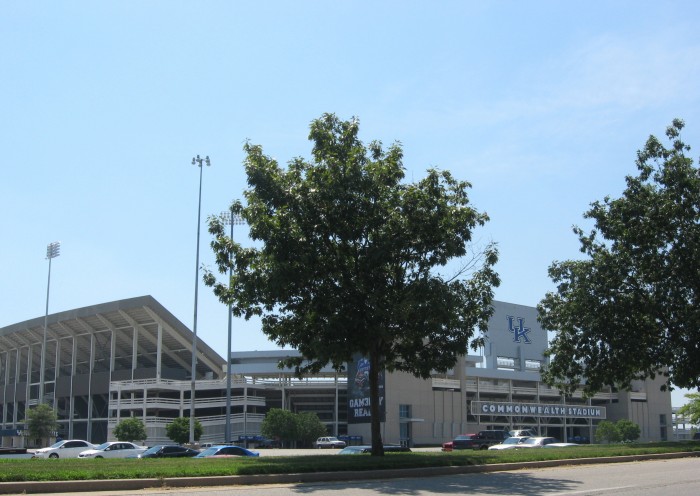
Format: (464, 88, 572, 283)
(16, 456, 700, 496)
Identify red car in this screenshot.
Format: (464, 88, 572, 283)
(442, 430, 509, 451)
(442, 434, 483, 451)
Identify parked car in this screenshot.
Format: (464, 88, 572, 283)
(314, 436, 347, 449)
(78, 441, 148, 459)
(488, 436, 531, 450)
(338, 445, 411, 454)
(194, 445, 259, 458)
(257, 438, 281, 448)
(443, 434, 479, 451)
(136, 445, 200, 458)
(32, 439, 96, 459)
(480, 430, 510, 443)
(442, 430, 509, 451)
(509, 429, 538, 438)
(517, 437, 578, 448)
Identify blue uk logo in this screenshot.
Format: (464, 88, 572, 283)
(507, 316, 531, 344)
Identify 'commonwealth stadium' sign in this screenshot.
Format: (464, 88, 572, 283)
(471, 401, 606, 419)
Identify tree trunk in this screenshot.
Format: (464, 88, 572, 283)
(369, 350, 384, 456)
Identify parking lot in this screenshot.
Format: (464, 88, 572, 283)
(0, 446, 442, 460)
(254, 446, 442, 456)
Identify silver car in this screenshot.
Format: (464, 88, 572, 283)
(314, 436, 346, 449)
(488, 436, 531, 450)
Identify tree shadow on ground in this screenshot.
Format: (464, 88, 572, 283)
(291, 470, 581, 495)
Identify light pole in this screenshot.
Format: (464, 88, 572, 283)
(190, 154, 210, 445)
(39, 241, 60, 406)
(221, 210, 244, 444)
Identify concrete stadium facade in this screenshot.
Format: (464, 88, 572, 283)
(0, 296, 672, 448)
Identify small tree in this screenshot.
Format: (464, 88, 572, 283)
(295, 412, 328, 447)
(595, 419, 640, 443)
(113, 417, 147, 443)
(166, 417, 202, 445)
(25, 404, 58, 447)
(260, 408, 297, 447)
(677, 392, 700, 426)
(615, 419, 641, 442)
(595, 421, 621, 444)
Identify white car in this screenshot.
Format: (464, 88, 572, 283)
(517, 436, 578, 448)
(32, 439, 96, 459)
(78, 441, 147, 459)
(488, 436, 531, 450)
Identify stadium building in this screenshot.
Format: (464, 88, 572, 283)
(0, 296, 672, 448)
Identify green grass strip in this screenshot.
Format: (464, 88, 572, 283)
(1, 442, 698, 483)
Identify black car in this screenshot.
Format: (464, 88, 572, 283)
(137, 445, 200, 458)
(338, 444, 411, 454)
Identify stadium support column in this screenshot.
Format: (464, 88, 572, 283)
(156, 324, 162, 381)
(458, 354, 467, 430)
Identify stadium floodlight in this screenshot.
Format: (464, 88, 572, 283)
(190, 155, 210, 445)
(39, 241, 61, 406)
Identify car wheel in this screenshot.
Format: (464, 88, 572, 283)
(49, 453, 59, 459)
(95, 455, 103, 459)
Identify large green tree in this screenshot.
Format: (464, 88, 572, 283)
(677, 392, 700, 425)
(206, 113, 499, 455)
(538, 119, 700, 396)
(25, 404, 58, 447)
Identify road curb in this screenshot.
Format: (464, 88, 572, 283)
(2, 451, 698, 494)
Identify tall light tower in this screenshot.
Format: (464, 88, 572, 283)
(39, 241, 60, 406)
(221, 210, 245, 444)
(190, 154, 210, 445)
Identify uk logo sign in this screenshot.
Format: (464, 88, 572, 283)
(507, 316, 531, 344)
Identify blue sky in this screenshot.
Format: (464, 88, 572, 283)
(2, 1, 698, 407)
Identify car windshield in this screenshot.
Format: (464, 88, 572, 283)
(502, 438, 521, 445)
(198, 447, 219, 457)
(522, 438, 539, 445)
(339, 446, 365, 454)
(48, 440, 66, 448)
(94, 443, 111, 450)
(142, 446, 163, 455)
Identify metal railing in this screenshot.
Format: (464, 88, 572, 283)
(109, 395, 266, 410)
(431, 378, 619, 401)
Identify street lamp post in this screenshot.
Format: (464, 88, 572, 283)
(39, 241, 60, 406)
(190, 154, 210, 445)
(221, 211, 244, 444)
